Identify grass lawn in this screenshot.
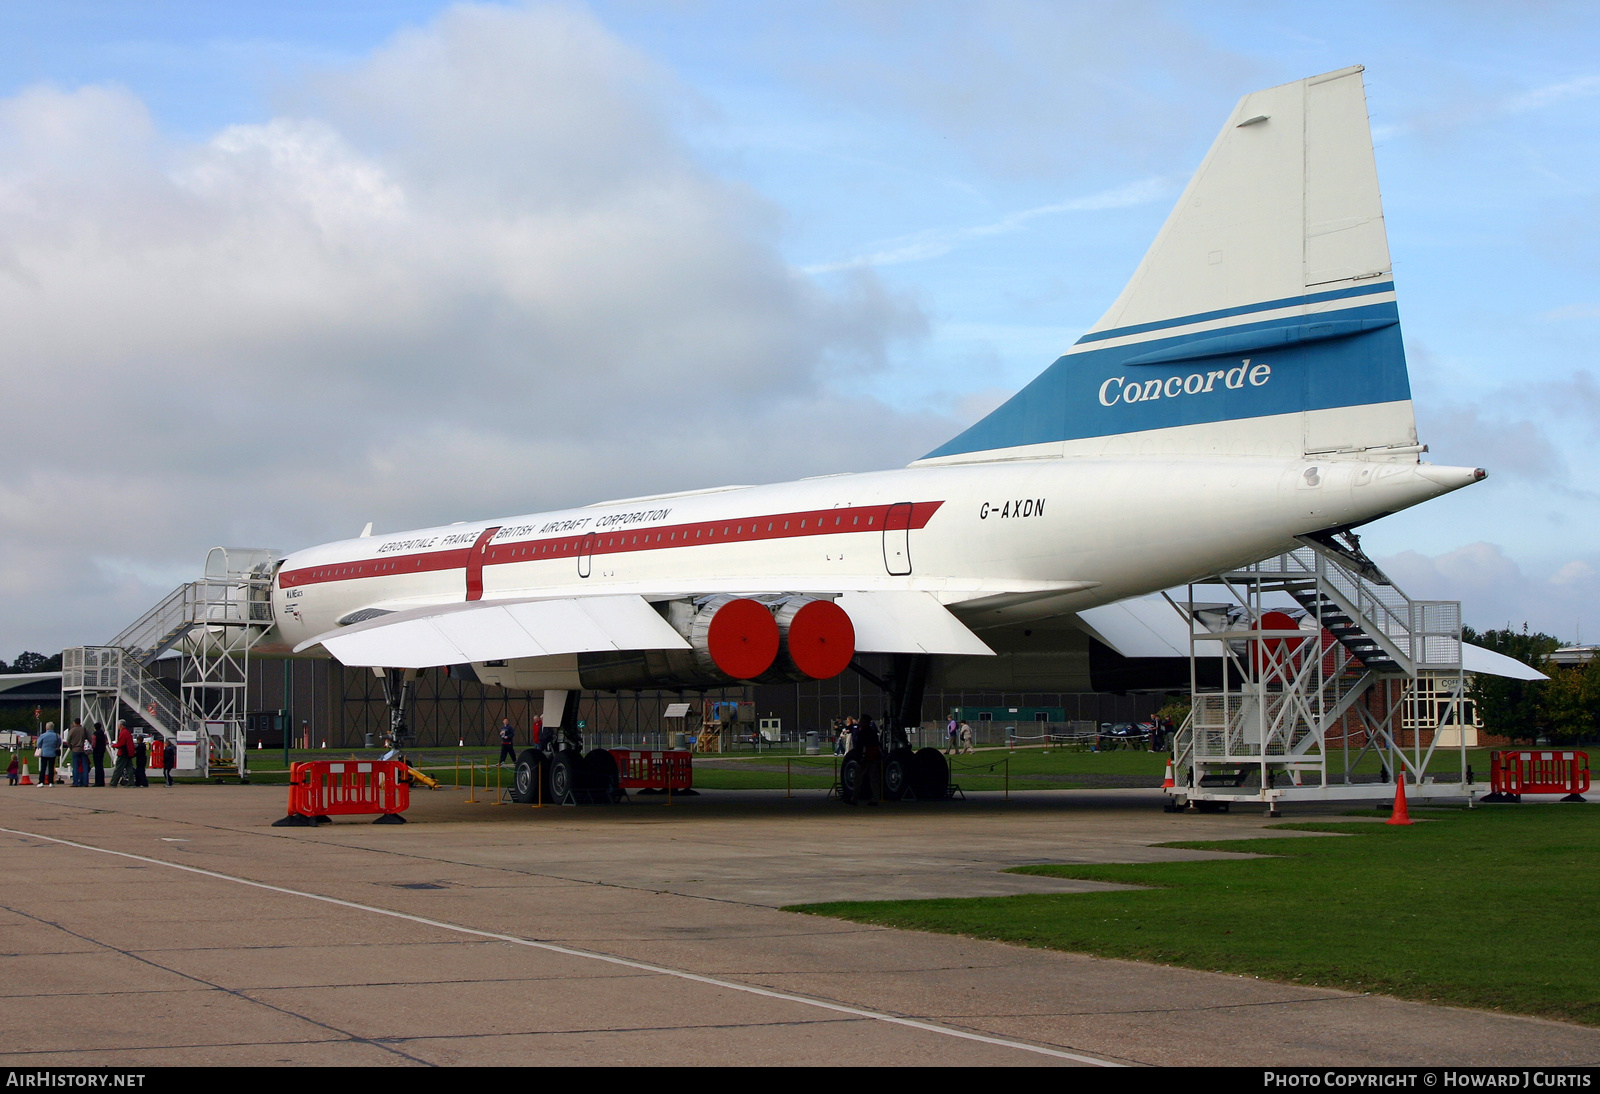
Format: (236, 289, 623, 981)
(691, 767, 838, 791)
(23, 742, 1508, 793)
(694, 747, 1173, 790)
(184, 745, 1176, 790)
(790, 805, 1600, 1026)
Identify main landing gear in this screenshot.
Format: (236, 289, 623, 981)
(509, 746, 624, 805)
(504, 688, 628, 805)
(837, 653, 952, 805)
(839, 746, 949, 805)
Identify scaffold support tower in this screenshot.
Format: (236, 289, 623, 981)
(1166, 534, 1472, 814)
(61, 547, 277, 780)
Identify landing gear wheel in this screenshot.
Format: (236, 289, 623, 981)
(548, 750, 581, 803)
(582, 749, 620, 801)
(883, 748, 913, 801)
(910, 747, 948, 800)
(838, 748, 862, 805)
(511, 749, 545, 804)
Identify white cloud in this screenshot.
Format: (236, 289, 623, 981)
(1540, 303, 1600, 320)
(804, 176, 1170, 273)
(1503, 74, 1600, 115)
(1379, 542, 1593, 640)
(0, 3, 940, 654)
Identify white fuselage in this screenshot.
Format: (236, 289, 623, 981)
(264, 454, 1479, 660)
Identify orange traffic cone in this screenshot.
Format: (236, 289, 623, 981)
(1162, 759, 1175, 789)
(1386, 771, 1412, 825)
(18, 761, 32, 786)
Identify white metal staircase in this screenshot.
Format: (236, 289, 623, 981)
(61, 548, 278, 779)
(1168, 534, 1469, 812)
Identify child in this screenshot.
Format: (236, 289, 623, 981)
(134, 735, 149, 788)
(6, 754, 17, 785)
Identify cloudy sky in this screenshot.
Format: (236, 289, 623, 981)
(1, 1, 1597, 655)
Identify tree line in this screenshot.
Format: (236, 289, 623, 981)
(1, 651, 62, 673)
(1466, 626, 1598, 745)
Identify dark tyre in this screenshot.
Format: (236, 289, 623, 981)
(883, 749, 912, 800)
(548, 750, 581, 802)
(583, 749, 620, 798)
(910, 747, 948, 798)
(838, 748, 862, 805)
(511, 749, 545, 804)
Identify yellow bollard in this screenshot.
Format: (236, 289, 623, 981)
(466, 759, 478, 804)
(492, 759, 504, 804)
(533, 763, 544, 809)
(454, 754, 459, 789)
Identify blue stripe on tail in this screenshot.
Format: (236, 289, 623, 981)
(923, 300, 1410, 460)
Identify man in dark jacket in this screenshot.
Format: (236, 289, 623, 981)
(163, 735, 178, 787)
(497, 718, 516, 765)
(853, 715, 882, 806)
(92, 723, 107, 787)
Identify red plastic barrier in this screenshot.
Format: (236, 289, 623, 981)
(1489, 750, 1589, 799)
(608, 749, 693, 791)
(150, 738, 165, 769)
(286, 759, 411, 819)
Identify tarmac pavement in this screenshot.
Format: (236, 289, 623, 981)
(2, 780, 1597, 1067)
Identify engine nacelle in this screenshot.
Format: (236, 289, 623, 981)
(502, 594, 858, 691)
(761, 595, 855, 682)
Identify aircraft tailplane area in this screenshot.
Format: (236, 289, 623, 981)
(920, 65, 1418, 466)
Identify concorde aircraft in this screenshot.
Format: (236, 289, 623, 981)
(263, 66, 1484, 797)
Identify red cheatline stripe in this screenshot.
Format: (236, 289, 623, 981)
(279, 501, 943, 590)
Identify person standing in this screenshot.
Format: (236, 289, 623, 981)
(133, 735, 149, 788)
(162, 734, 178, 787)
(946, 715, 959, 755)
(110, 722, 135, 787)
(66, 719, 90, 787)
(497, 718, 516, 765)
(853, 716, 882, 805)
(91, 722, 108, 787)
(36, 722, 60, 787)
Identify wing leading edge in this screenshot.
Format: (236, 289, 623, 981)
(298, 591, 995, 670)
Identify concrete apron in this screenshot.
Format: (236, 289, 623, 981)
(1, 783, 1596, 1067)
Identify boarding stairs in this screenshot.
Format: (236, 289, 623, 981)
(60, 548, 278, 779)
(1169, 535, 1468, 811)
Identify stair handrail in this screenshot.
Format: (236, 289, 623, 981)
(61, 646, 195, 740)
(106, 579, 275, 663)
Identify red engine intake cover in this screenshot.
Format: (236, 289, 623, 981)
(1251, 609, 1306, 673)
(786, 599, 855, 679)
(706, 597, 781, 680)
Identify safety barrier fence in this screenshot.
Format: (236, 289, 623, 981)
(1005, 727, 1161, 751)
(1485, 750, 1589, 802)
(609, 749, 693, 791)
(275, 759, 411, 825)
